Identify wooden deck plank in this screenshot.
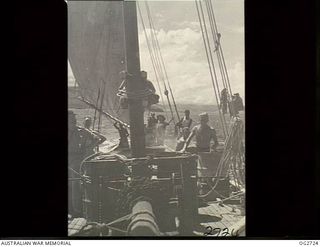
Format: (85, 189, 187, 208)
(68, 218, 87, 236)
(205, 203, 244, 233)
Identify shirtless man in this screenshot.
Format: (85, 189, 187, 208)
(181, 112, 218, 153)
(113, 122, 129, 148)
(175, 109, 193, 137)
(82, 117, 106, 156)
(68, 111, 99, 217)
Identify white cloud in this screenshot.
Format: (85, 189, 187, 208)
(139, 27, 244, 105)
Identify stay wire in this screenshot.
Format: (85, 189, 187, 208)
(207, 0, 233, 96)
(137, 3, 169, 120)
(204, 0, 228, 92)
(199, 0, 229, 135)
(195, 0, 227, 138)
(145, 2, 181, 123)
(144, 2, 176, 124)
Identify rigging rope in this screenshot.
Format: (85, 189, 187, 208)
(204, 0, 228, 92)
(138, 2, 181, 125)
(195, 0, 228, 138)
(206, 0, 233, 96)
(199, 118, 245, 199)
(199, 0, 230, 135)
(97, 79, 106, 133)
(145, 2, 181, 123)
(143, 5, 176, 125)
(137, 3, 169, 120)
(92, 87, 101, 130)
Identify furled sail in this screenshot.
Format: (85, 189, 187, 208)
(68, 1, 128, 123)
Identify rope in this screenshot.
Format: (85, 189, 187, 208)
(92, 87, 101, 131)
(204, 0, 228, 92)
(137, 3, 169, 120)
(146, 17, 176, 125)
(145, 2, 181, 123)
(207, 0, 233, 96)
(141, 2, 179, 125)
(97, 79, 106, 133)
(195, 0, 227, 138)
(199, 118, 245, 198)
(198, 1, 230, 136)
(117, 88, 154, 100)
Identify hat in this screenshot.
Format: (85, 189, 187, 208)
(184, 109, 190, 114)
(199, 112, 209, 122)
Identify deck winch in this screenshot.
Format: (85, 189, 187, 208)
(80, 152, 198, 235)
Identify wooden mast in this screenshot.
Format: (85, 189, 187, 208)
(123, 1, 146, 167)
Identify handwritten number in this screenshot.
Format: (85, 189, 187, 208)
(221, 228, 230, 236)
(204, 226, 213, 236)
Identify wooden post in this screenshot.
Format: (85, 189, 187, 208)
(179, 156, 198, 235)
(123, 1, 146, 158)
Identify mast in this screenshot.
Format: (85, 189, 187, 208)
(123, 1, 146, 161)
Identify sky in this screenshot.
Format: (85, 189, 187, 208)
(68, 0, 244, 105)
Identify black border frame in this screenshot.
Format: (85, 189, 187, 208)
(5, 0, 319, 238)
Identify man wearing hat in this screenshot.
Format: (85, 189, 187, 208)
(181, 112, 218, 153)
(233, 93, 244, 116)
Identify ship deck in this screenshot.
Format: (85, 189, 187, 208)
(68, 201, 245, 237)
(194, 201, 245, 237)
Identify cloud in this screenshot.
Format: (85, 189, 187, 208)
(139, 27, 244, 105)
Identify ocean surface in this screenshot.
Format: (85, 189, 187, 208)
(70, 105, 245, 150)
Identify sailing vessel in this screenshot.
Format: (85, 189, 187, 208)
(68, 0, 245, 236)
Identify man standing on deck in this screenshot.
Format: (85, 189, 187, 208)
(220, 88, 230, 115)
(149, 113, 158, 127)
(175, 109, 193, 137)
(145, 113, 157, 146)
(155, 115, 169, 146)
(175, 127, 191, 151)
(68, 110, 99, 217)
(181, 112, 218, 153)
(82, 117, 106, 156)
(233, 93, 244, 116)
(113, 122, 129, 148)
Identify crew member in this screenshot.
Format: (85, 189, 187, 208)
(141, 71, 159, 106)
(118, 70, 159, 108)
(175, 109, 193, 137)
(68, 110, 99, 217)
(148, 113, 158, 127)
(181, 112, 218, 153)
(145, 117, 157, 146)
(82, 117, 106, 156)
(113, 122, 129, 148)
(155, 115, 169, 146)
(220, 88, 229, 115)
(233, 93, 244, 116)
(175, 127, 191, 151)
